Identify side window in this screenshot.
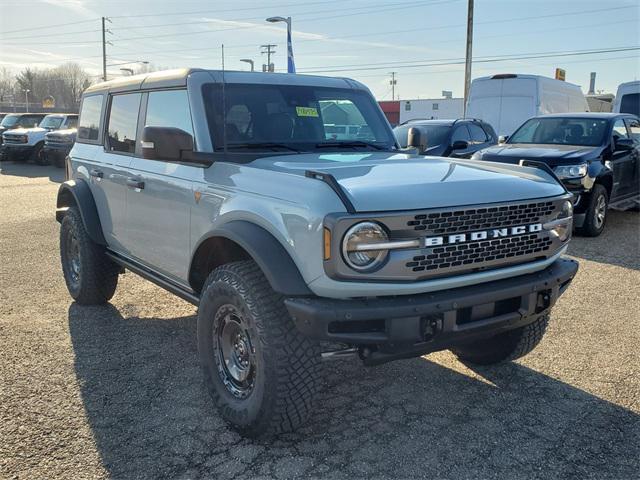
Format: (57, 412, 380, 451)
(451, 125, 471, 144)
(612, 119, 629, 140)
(19, 116, 39, 128)
(624, 118, 640, 141)
(66, 117, 78, 129)
(77, 95, 104, 142)
(107, 93, 142, 154)
(468, 123, 488, 143)
(145, 90, 194, 137)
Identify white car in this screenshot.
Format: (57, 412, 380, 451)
(2, 113, 78, 164)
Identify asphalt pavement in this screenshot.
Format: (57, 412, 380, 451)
(1, 161, 638, 479)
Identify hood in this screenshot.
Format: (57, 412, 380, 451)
(248, 152, 565, 212)
(4, 127, 46, 136)
(477, 143, 602, 166)
(46, 128, 77, 138)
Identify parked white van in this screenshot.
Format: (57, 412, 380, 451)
(466, 74, 589, 137)
(613, 81, 640, 117)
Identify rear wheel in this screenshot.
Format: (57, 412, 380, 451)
(451, 314, 549, 365)
(197, 260, 321, 437)
(580, 184, 608, 237)
(60, 207, 119, 304)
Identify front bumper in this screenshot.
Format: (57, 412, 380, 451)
(43, 145, 71, 161)
(286, 258, 578, 358)
(1, 144, 33, 159)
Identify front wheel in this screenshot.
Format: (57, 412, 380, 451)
(31, 143, 48, 165)
(197, 260, 321, 437)
(451, 314, 549, 365)
(580, 184, 608, 237)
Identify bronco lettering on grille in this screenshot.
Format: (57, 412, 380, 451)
(423, 223, 543, 247)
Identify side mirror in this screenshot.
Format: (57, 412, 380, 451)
(498, 135, 508, 144)
(407, 127, 427, 153)
(141, 126, 194, 161)
(615, 137, 634, 151)
(451, 140, 469, 150)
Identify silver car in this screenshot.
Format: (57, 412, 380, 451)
(56, 69, 578, 437)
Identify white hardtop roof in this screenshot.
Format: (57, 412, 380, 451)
(83, 68, 368, 95)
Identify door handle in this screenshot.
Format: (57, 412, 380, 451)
(126, 177, 145, 189)
(89, 169, 103, 178)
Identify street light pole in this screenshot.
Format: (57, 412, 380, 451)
(266, 16, 296, 73)
(463, 0, 474, 117)
(24, 89, 30, 113)
(240, 59, 255, 71)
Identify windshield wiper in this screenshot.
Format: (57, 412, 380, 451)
(314, 141, 387, 151)
(223, 142, 301, 153)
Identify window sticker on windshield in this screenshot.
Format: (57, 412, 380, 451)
(295, 106, 319, 117)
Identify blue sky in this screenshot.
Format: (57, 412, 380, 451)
(1, 0, 639, 99)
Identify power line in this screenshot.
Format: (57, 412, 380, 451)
(297, 46, 640, 74)
(0, 18, 98, 35)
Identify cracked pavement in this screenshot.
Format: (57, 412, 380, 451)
(1, 162, 638, 479)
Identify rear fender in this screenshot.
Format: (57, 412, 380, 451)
(56, 179, 106, 245)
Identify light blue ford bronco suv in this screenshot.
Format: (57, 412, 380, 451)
(57, 69, 578, 437)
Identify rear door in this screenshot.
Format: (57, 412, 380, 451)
(93, 92, 141, 252)
(467, 122, 493, 155)
(125, 89, 195, 283)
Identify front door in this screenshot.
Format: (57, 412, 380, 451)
(125, 89, 195, 284)
(610, 118, 635, 199)
(449, 125, 474, 158)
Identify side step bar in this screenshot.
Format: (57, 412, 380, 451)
(105, 251, 200, 306)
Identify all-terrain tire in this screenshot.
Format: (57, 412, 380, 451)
(580, 184, 608, 237)
(31, 143, 48, 165)
(451, 314, 550, 365)
(60, 207, 119, 304)
(197, 260, 321, 437)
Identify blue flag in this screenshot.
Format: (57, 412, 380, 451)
(287, 27, 296, 74)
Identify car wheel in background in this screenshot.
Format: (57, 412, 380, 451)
(32, 143, 49, 165)
(580, 184, 608, 237)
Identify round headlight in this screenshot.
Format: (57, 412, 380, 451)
(559, 199, 573, 219)
(550, 200, 573, 242)
(342, 221, 389, 271)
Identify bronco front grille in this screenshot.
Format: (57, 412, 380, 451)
(45, 137, 71, 147)
(407, 201, 556, 234)
(406, 233, 553, 273)
(3, 135, 25, 144)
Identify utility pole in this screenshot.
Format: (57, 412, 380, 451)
(389, 72, 397, 101)
(463, 0, 474, 117)
(261, 44, 276, 72)
(101, 17, 112, 82)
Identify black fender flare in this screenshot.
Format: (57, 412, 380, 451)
(192, 221, 313, 296)
(56, 179, 106, 245)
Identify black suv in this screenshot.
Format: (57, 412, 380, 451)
(393, 118, 497, 158)
(473, 113, 640, 236)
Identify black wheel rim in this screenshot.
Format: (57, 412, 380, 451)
(64, 227, 81, 287)
(213, 304, 256, 399)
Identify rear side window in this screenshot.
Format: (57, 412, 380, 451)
(468, 123, 488, 143)
(107, 93, 142, 154)
(620, 93, 639, 117)
(77, 95, 104, 142)
(145, 90, 194, 136)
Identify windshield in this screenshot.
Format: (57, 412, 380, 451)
(393, 124, 450, 148)
(1, 115, 19, 127)
(203, 83, 396, 154)
(620, 93, 639, 116)
(509, 117, 608, 146)
(39, 116, 64, 129)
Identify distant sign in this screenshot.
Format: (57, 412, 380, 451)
(42, 95, 55, 108)
(555, 68, 566, 81)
